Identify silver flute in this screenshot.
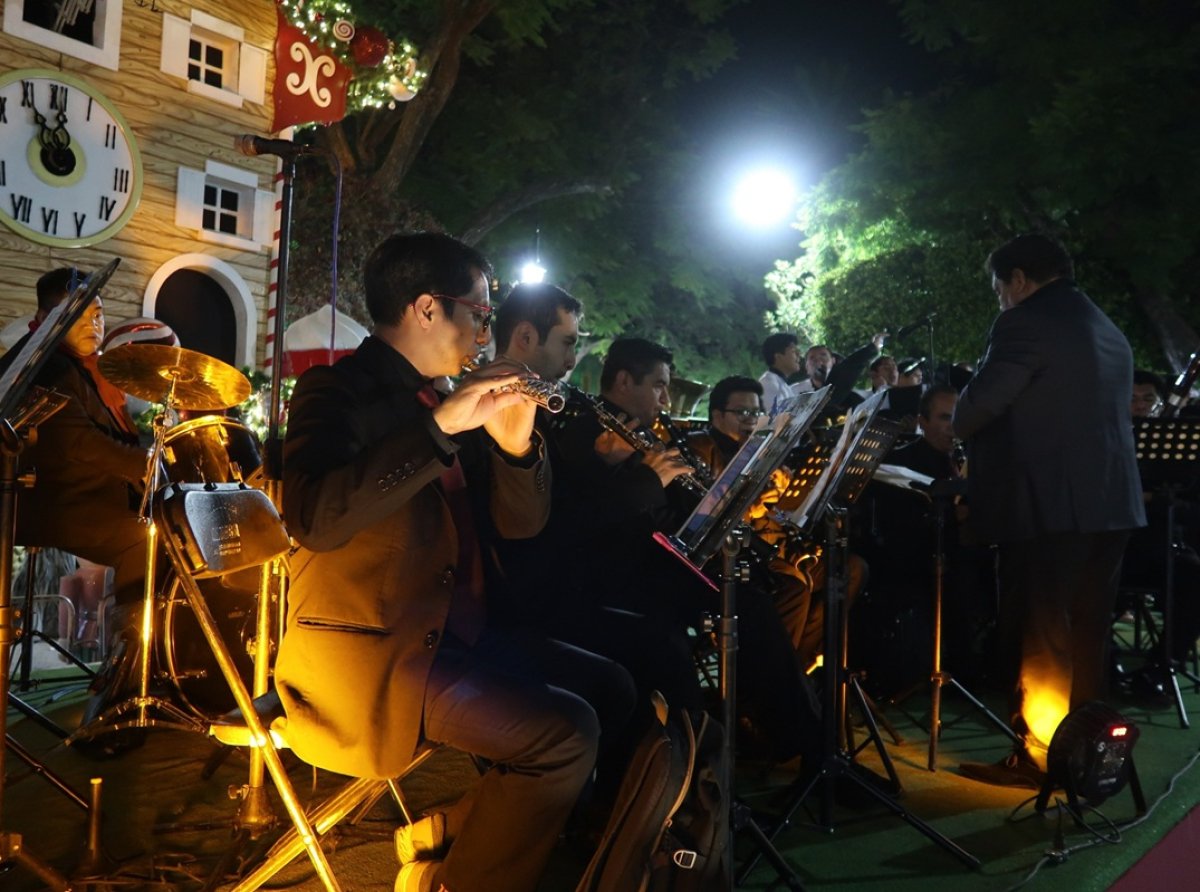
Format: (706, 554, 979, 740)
(461, 357, 567, 413)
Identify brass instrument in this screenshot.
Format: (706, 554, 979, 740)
(563, 386, 709, 498)
(461, 357, 567, 413)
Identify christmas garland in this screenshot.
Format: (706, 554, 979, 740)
(277, 0, 426, 111)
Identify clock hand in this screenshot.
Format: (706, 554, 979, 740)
(31, 101, 76, 177)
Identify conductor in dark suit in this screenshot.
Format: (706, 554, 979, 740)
(278, 233, 633, 892)
(953, 234, 1145, 785)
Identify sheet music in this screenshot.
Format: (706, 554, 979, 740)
(785, 389, 889, 529)
(671, 386, 831, 566)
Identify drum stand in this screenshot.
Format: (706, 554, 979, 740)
(67, 390, 205, 747)
(160, 155, 300, 886)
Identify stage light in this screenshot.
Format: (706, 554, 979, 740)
(520, 261, 547, 284)
(1035, 701, 1146, 818)
(731, 167, 797, 229)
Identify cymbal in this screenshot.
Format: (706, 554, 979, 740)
(98, 343, 251, 410)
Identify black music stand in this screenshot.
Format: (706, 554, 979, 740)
(870, 466, 1020, 770)
(743, 391, 980, 876)
(1131, 418, 1200, 728)
(656, 388, 832, 889)
(0, 259, 120, 890)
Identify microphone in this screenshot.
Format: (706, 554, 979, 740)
(895, 312, 937, 341)
(233, 135, 322, 158)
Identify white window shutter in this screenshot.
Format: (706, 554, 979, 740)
(239, 44, 268, 105)
(175, 166, 206, 230)
(161, 14, 191, 80)
(251, 189, 275, 246)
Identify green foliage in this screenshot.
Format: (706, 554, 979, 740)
(770, 0, 1200, 372)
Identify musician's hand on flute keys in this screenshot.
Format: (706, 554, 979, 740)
(432, 358, 537, 456)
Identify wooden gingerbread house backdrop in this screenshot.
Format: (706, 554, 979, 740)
(0, 0, 281, 369)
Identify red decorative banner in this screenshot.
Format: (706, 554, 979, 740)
(272, 8, 353, 131)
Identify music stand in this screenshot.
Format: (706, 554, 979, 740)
(870, 465, 1020, 770)
(0, 259, 120, 890)
(743, 391, 980, 876)
(655, 388, 831, 889)
(1131, 418, 1200, 728)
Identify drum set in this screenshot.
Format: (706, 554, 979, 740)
(70, 342, 269, 739)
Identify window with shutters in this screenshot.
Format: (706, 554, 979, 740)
(160, 10, 267, 109)
(176, 161, 273, 251)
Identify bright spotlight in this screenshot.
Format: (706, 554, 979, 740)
(520, 261, 547, 284)
(731, 168, 797, 228)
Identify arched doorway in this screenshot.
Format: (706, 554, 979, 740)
(144, 254, 258, 368)
(154, 269, 238, 365)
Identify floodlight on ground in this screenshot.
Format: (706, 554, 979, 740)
(731, 167, 797, 229)
(1034, 701, 1146, 820)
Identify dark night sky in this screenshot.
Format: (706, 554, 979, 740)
(683, 0, 938, 264)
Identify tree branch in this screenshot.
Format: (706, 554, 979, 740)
(459, 178, 615, 246)
(370, 0, 496, 196)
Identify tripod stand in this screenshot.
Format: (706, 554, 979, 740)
(742, 399, 979, 876)
(1127, 418, 1200, 729)
(718, 529, 805, 890)
(0, 262, 120, 890)
(925, 479, 1020, 770)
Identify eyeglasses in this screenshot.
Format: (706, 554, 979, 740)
(718, 408, 765, 420)
(431, 293, 494, 332)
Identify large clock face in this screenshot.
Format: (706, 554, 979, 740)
(0, 68, 142, 248)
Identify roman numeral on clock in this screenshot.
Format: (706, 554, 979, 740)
(74, 211, 87, 237)
(104, 124, 117, 149)
(0, 96, 7, 125)
(99, 195, 117, 221)
(20, 81, 33, 108)
(50, 84, 68, 112)
(113, 168, 130, 193)
(10, 193, 32, 224)
(41, 207, 58, 236)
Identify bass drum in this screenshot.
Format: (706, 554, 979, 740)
(159, 569, 260, 720)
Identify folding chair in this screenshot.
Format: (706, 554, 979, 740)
(156, 482, 444, 891)
(154, 482, 342, 891)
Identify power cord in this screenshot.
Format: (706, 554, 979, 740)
(1004, 749, 1200, 891)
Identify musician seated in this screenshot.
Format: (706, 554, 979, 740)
(858, 384, 996, 691)
(687, 376, 864, 671)
(278, 235, 634, 892)
(491, 293, 705, 720)
(0, 269, 155, 738)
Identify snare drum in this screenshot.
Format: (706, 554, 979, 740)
(162, 416, 262, 485)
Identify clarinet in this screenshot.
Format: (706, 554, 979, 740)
(652, 411, 716, 488)
(562, 386, 709, 499)
(1157, 350, 1200, 418)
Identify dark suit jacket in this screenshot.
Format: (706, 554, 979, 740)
(1, 338, 147, 554)
(952, 278, 1145, 543)
(277, 336, 550, 778)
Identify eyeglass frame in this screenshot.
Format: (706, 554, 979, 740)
(429, 293, 495, 332)
(716, 407, 766, 421)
